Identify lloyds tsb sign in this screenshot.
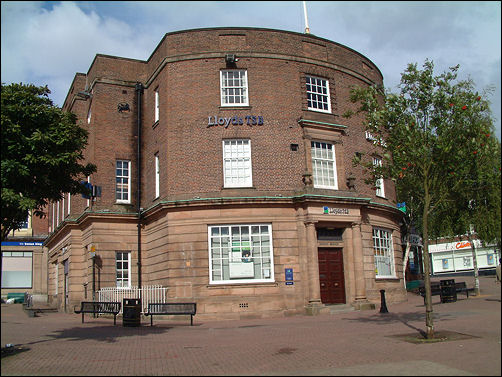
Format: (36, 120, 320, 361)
(207, 115, 264, 128)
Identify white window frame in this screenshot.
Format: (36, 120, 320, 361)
(223, 139, 253, 188)
(220, 70, 249, 106)
(306, 75, 331, 113)
(373, 157, 385, 198)
(311, 141, 338, 189)
(115, 160, 131, 204)
(20, 211, 30, 229)
(86, 176, 91, 208)
(208, 224, 275, 285)
(155, 153, 160, 199)
(373, 227, 396, 278)
(154, 88, 159, 123)
(115, 251, 131, 288)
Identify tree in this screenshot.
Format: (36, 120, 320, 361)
(1, 83, 96, 240)
(344, 60, 497, 339)
(447, 131, 501, 295)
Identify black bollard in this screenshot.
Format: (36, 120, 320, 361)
(379, 289, 389, 313)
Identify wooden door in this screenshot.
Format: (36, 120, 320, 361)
(318, 248, 346, 304)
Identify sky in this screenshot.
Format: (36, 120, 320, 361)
(1, 1, 501, 140)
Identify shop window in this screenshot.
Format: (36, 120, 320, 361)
(223, 139, 252, 188)
(209, 224, 274, 284)
(116, 160, 131, 203)
(306, 75, 331, 113)
(373, 227, 395, 278)
(115, 251, 131, 288)
(220, 70, 248, 106)
(311, 141, 338, 189)
(1, 251, 33, 288)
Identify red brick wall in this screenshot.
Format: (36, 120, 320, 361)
(60, 27, 394, 216)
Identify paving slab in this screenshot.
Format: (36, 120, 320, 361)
(1, 275, 500, 376)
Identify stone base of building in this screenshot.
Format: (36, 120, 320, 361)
(351, 300, 376, 310)
(305, 301, 324, 316)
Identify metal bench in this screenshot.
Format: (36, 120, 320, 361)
(455, 281, 475, 298)
(144, 303, 196, 326)
(74, 301, 121, 325)
(418, 282, 441, 304)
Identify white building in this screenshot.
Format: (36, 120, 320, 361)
(428, 239, 500, 274)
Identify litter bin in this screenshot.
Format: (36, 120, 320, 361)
(123, 298, 141, 327)
(440, 279, 457, 303)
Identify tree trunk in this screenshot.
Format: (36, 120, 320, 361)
(422, 196, 434, 339)
(468, 232, 480, 295)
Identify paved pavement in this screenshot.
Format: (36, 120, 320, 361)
(1, 275, 500, 376)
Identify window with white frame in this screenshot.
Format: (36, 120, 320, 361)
(306, 75, 331, 113)
(155, 153, 160, 199)
(115, 251, 131, 288)
(19, 211, 30, 229)
(373, 157, 385, 197)
(373, 227, 395, 278)
(209, 224, 274, 284)
(223, 139, 252, 187)
(154, 88, 159, 122)
(86, 176, 91, 208)
(311, 141, 338, 189)
(116, 160, 131, 203)
(220, 70, 248, 106)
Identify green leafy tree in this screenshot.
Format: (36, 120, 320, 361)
(446, 130, 501, 295)
(1, 83, 96, 240)
(344, 60, 497, 339)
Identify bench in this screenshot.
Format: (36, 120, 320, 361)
(74, 301, 121, 325)
(455, 282, 475, 298)
(418, 282, 441, 304)
(6, 293, 25, 304)
(144, 303, 196, 326)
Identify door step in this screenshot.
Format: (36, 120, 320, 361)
(322, 304, 355, 314)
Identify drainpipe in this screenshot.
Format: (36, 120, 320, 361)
(135, 82, 143, 294)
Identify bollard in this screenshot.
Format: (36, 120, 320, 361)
(379, 289, 389, 313)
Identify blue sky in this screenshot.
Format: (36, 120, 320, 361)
(2, 1, 501, 139)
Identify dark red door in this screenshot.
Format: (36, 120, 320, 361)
(318, 248, 346, 304)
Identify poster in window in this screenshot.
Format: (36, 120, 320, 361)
(463, 256, 471, 267)
(442, 259, 449, 270)
(409, 251, 415, 269)
(229, 240, 254, 278)
(487, 254, 494, 265)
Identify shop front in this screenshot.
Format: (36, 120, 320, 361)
(429, 239, 500, 275)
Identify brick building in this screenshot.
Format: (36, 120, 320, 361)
(44, 27, 406, 320)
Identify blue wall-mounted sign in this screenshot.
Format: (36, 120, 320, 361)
(285, 268, 294, 285)
(1, 241, 43, 247)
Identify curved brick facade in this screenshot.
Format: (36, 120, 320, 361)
(46, 28, 405, 321)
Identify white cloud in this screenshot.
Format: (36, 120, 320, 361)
(1, 1, 152, 105)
